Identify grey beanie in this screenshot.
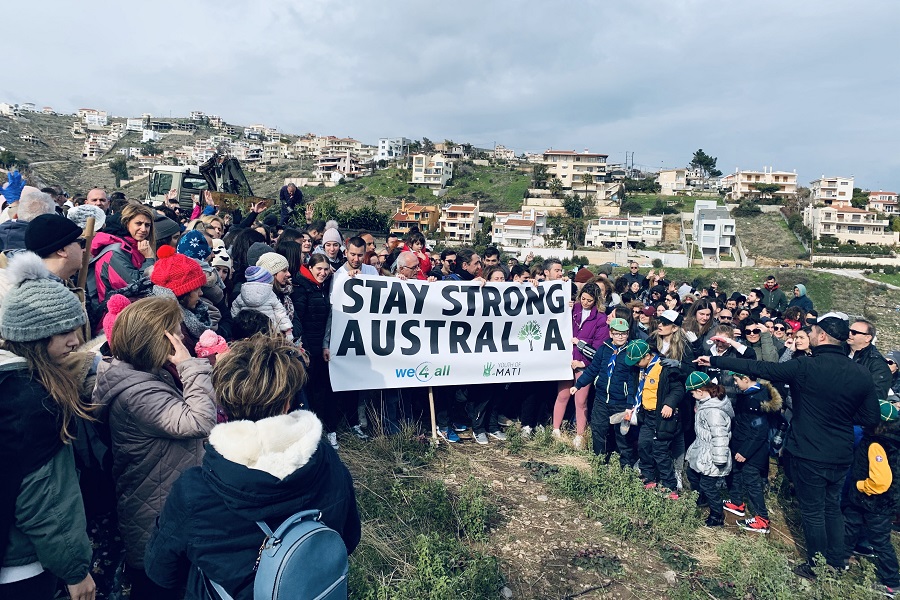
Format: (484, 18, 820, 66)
(246, 242, 271, 268)
(0, 252, 86, 341)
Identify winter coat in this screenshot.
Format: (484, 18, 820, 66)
(291, 266, 332, 351)
(572, 307, 608, 365)
(747, 330, 780, 363)
(730, 381, 783, 470)
(637, 361, 685, 441)
(0, 351, 92, 585)
(86, 232, 155, 311)
(761, 285, 788, 313)
(851, 343, 892, 400)
(92, 358, 217, 569)
(787, 283, 814, 312)
(704, 342, 757, 400)
(685, 395, 734, 477)
(711, 344, 880, 466)
(144, 411, 361, 600)
(0, 219, 27, 252)
(574, 339, 635, 406)
(231, 281, 293, 336)
(848, 423, 900, 515)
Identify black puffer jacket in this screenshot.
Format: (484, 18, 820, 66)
(730, 381, 782, 470)
(847, 421, 900, 515)
(290, 265, 332, 351)
(851, 343, 892, 400)
(145, 410, 360, 600)
(711, 344, 879, 466)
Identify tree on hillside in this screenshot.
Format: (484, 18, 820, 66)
(851, 187, 869, 209)
(408, 140, 422, 155)
(548, 177, 564, 198)
(109, 157, 129, 187)
(141, 141, 161, 156)
(751, 183, 781, 201)
(532, 164, 549, 189)
(689, 149, 722, 184)
(421, 137, 435, 154)
(581, 172, 594, 198)
(563, 194, 587, 219)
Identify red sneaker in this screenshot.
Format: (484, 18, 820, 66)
(737, 516, 770, 534)
(723, 499, 746, 517)
(644, 482, 658, 490)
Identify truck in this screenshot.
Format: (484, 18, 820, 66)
(146, 154, 272, 213)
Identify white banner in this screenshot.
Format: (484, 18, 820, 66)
(328, 276, 573, 391)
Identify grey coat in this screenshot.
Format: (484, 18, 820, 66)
(92, 358, 217, 569)
(685, 395, 734, 477)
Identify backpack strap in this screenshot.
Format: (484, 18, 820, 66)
(256, 509, 321, 540)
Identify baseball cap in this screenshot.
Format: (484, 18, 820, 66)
(659, 309, 683, 326)
(622, 339, 651, 366)
(816, 312, 850, 341)
(609, 317, 629, 332)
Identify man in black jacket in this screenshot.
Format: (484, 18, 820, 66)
(848, 319, 892, 400)
(278, 183, 303, 227)
(697, 314, 879, 572)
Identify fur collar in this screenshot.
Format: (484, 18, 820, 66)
(209, 410, 323, 480)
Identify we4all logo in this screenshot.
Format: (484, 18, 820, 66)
(395, 361, 451, 383)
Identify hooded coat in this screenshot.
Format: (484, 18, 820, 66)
(231, 281, 292, 336)
(572, 306, 608, 365)
(290, 266, 332, 351)
(787, 283, 814, 312)
(685, 394, 734, 477)
(730, 380, 783, 469)
(92, 358, 217, 569)
(144, 411, 361, 600)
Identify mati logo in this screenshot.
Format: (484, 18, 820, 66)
(482, 361, 522, 377)
(395, 361, 451, 382)
(483, 362, 494, 377)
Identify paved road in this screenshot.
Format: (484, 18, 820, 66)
(820, 268, 900, 291)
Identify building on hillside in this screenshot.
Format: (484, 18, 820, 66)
(491, 208, 555, 251)
(583, 215, 664, 249)
(41, 106, 54, 114)
(657, 169, 690, 196)
(491, 145, 517, 161)
(804, 201, 899, 245)
(222, 124, 238, 136)
(18, 102, 35, 112)
(868, 191, 899, 214)
(810, 176, 853, 206)
(84, 113, 108, 128)
(142, 129, 162, 143)
(540, 149, 609, 196)
(313, 153, 363, 182)
(326, 137, 362, 155)
(721, 167, 798, 201)
(209, 115, 224, 128)
(434, 143, 470, 160)
(410, 153, 454, 195)
(377, 137, 412, 162)
(439, 202, 479, 242)
(693, 200, 736, 260)
(126, 118, 144, 132)
(0, 103, 17, 116)
(190, 110, 206, 121)
(19, 133, 39, 144)
(70, 121, 85, 138)
(389, 200, 440, 236)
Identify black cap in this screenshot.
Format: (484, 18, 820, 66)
(816, 316, 850, 341)
(24, 214, 83, 258)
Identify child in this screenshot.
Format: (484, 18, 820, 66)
(230, 266, 293, 340)
(723, 372, 783, 534)
(684, 371, 733, 527)
(842, 409, 900, 597)
(623, 339, 685, 499)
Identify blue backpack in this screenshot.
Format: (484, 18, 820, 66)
(207, 509, 348, 600)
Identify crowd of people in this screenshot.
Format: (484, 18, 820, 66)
(0, 175, 899, 597)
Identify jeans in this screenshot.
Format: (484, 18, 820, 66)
(687, 468, 724, 517)
(0, 570, 56, 600)
(728, 461, 769, 519)
(467, 384, 501, 434)
(591, 401, 637, 468)
(638, 410, 679, 490)
(792, 455, 848, 567)
(843, 504, 900, 587)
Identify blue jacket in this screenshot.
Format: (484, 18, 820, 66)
(574, 339, 635, 407)
(144, 411, 360, 600)
(0, 219, 27, 253)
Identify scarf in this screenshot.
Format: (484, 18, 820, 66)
(150, 285, 212, 339)
(276, 280, 295, 323)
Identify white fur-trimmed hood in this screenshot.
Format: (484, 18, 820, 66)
(209, 410, 323, 480)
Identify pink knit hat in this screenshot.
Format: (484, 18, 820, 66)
(195, 329, 229, 358)
(103, 294, 131, 342)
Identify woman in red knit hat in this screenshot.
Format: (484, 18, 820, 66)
(150, 254, 213, 354)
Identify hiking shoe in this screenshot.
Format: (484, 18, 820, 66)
(438, 427, 460, 443)
(723, 499, 746, 517)
(327, 432, 339, 450)
(488, 430, 507, 441)
(520, 425, 533, 439)
(474, 432, 489, 445)
(452, 422, 468, 432)
(351, 425, 369, 440)
(737, 516, 770, 534)
(874, 584, 898, 598)
(573, 435, 584, 451)
(705, 513, 724, 527)
(497, 414, 513, 427)
(853, 544, 877, 558)
(793, 563, 817, 581)
(534, 424, 546, 435)
(644, 482, 658, 490)
(552, 428, 562, 439)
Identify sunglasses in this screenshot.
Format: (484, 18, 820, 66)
(888, 360, 896, 366)
(773, 325, 786, 331)
(848, 329, 869, 336)
(76, 238, 87, 249)
(743, 328, 761, 335)
(718, 315, 733, 321)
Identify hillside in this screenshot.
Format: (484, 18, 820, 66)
(735, 211, 809, 265)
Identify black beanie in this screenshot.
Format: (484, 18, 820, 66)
(24, 214, 83, 258)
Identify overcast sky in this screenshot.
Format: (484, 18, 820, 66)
(3, 1, 898, 190)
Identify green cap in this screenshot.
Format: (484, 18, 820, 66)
(727, 370, 749, 379)
(880, 399, 899, 422)
(622, 339, 651, 366)
(685, 371, 711, 391)
(609, 317, 629, 332)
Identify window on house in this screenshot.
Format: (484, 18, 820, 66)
(703, 224, 715, 231)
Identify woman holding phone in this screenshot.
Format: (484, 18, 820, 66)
(92, 297, 217, 600)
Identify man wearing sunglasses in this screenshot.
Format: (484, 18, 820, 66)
(622, 261, 646, 288)
(848, 319, 892, 400)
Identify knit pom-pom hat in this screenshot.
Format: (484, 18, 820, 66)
(245, 265, 273, 284)
(195, 329, 229, 358)
(177, 229, 211, 261)
(103, 294, 131, 342)
(256, 252, 289, 275)
(322, 227, 342, 245)
(157, 245, 176, 259)
(150, 253, 206, 297)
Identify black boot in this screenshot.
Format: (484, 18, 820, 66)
(705, 512, 724, 527)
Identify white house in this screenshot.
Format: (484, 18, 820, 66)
(491, 208, 554, 251)
(410, 153, 454, 195)
(126, 118, 144, 132)
(868, 191, 899, 215)
(810, 176, 853, 206)
(584, 215, 664, 248)
(377, 137, 412, 162)
(439, 203, 479, 242)
(693, 200, 735, 259)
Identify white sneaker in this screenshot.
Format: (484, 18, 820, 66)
(351, 425, 369, 440)
(474, 432, 489, 445)
(552, 428, 562, 439)
(489, 430, 507, 441)
(573, 435, 584, 451)
(327, 432, 339, 450)
(520, 425, 533, 439)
